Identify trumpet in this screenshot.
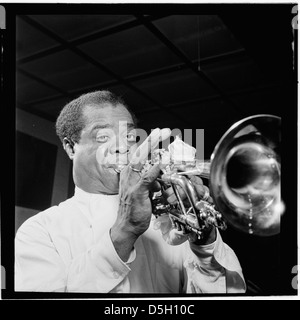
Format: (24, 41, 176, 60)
(152, 114, 282, 239)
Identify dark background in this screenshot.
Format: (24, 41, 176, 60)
(1, 3, 298, 298)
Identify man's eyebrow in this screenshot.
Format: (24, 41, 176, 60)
(91, 122, 136, 132)
(127, 123, 136, 130)
(90, 124, 112, 132)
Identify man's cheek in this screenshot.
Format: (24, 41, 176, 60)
(128, 144, 138, 162)
(96, 145, 110, 166)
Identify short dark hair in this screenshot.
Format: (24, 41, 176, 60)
(55, 90, 137, 144)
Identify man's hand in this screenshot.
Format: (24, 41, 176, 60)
(163, 174, 213, 205)
(110, 128, 171, 261)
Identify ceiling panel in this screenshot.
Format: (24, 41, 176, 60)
(103, 83, 160, 114)
(132, 69, 218, 105)
(171, 98, 235, 123)
(20, 49, 114, 92)
(78, 24, 182, 77)
(16, 16, 59, 60)
(28, 97, 71, 119)
(153, 15, 243, 61)
(203, 56, 270, 93)
(28, 15, 136, 41)
(16, 72, 61, 104)
(15, 12, 293, 132)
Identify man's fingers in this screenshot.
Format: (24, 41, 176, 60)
(163, 186, 186, 205)
(188, 175, 204, 185)
(163, 175, 214, 205)
(150, 180, 161, 193)
(194, 184, 213, 203)
(130, 128, 171, 168)
(139, 163, 164, 193)
(186, 175, 215, 203)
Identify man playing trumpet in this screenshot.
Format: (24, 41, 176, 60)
(15, 90, 246, 293)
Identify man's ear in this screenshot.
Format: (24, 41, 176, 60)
(63, 138, 75, 160)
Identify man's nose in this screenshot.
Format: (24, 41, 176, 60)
(110, 136, 129, 154)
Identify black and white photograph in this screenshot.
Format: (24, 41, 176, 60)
(0, 1, 298, 302)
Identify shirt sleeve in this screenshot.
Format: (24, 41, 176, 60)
(185, 229, 246, 293)
(15, 216, 136, 293)
(15, 217, 67, 292)
(66, 230, 135, 293)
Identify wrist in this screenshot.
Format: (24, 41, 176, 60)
(110, 223, 138, 262)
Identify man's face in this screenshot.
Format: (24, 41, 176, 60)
(72, 103, 137, 194)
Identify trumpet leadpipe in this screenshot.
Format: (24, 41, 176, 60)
(176, 160, 211, 179)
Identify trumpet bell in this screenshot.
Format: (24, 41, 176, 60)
(210, 114, 282, 236)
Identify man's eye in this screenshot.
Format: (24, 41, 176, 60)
(127, 133, 137, 142)
(97, 135, 109, 143)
